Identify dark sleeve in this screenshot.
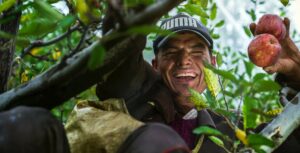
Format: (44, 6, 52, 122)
(96, 36, 158, 117)
(275, 73, 300, 91)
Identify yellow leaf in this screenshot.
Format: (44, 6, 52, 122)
(0, 0, 16, 14)
(75, 0, 90, 24)
(265, 108, 282, 117)
(189, 88, 208, 110)
(21, 71, 29, 83)
(235, 128, 248, 146)
(21, 13, 34, 23)
(52, 51, 62, 60)
(30, 47, 41, 56)
(203, 66, 220, 98)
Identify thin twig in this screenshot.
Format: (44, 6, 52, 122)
(218, 74, 229, 111)
(28, 52, 55, 62)
(235, 93, 244, 127)
(71, 25, 89, 54)
(21, 24, 80, 58)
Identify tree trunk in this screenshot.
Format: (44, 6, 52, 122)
(0, 2, 21, 93)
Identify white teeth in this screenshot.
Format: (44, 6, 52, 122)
(175, 73, 196, 77)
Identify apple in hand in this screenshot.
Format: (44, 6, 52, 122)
(255, 14, 286, 40)
(248, 34, 282, 67)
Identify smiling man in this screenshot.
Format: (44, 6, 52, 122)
(92, 13, 300, 153)
(152, 31, 213, 115)
(96, 13, 234, 153)
(153, 32, 210, 96)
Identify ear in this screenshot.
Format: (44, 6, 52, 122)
(152, 58, 158, 70)
(211, 55, 216, 66)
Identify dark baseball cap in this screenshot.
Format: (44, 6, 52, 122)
(153, 13, 213, 54)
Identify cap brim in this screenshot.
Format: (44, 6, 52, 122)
(157, 29, 212, 49)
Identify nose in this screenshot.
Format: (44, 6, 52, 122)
(176, 51, 192, 67)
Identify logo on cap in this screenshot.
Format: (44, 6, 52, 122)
(161, 17, 198, 30)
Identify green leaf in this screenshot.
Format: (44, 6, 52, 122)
(193, 126, 224, 137)
(19, 18, 57, 37)
(243, 26, 252, 37)
(210, 3, 217, 20)
(243, 96, 258, 129)
(209, 136, 224, 147)
(184, 4, 209, 18)
(253, 73, 268, 82)
(246, 9, 256, 21)
(16, 37, 31, 48)
(211, 33, 220, 39)
(215, 20, 225, 27)
(253, 80, 281, 92)
(248, 134, 275, 147)
(243, 60, 254, 77)
(204, 89, 218, 108)
(200, 0, 208, 8)
(47, 0, 60, 3)
(0, 0, 16, 14)
(252, 146, 267, 153)
(88, 43, 106, 70)
(280, 0, 289, 6)
(33, 0, 63, 21)
(201, 17, 208, 26)
(216, 52, 222, 66)
(205, 63, 238, 83)
(215, 108, 236, 119)
(58, 15, 76, 29)
(125, 0, 154, 7)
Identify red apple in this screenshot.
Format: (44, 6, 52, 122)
(255, 14, 286, 40)
(248, 34, 282, 67)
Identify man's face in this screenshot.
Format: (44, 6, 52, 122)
(153, 32, 212, 96)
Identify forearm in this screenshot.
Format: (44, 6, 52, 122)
(283, 37, 300, 67)
(96, 35, 156, 100)
(277, 37, 300, 90)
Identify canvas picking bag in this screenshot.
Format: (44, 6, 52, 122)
(65, 99, 144, 153)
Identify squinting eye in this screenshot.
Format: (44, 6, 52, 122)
(163, 50, 178, 56)
(163, 53, 175, 57)
(191, 51, 204, 55)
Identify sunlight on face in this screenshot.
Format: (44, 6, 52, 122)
(153, 32, 212, 96)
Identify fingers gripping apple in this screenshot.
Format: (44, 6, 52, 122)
(255, 14, 286, 40)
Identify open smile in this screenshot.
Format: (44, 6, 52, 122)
(173, 72, 198, 82)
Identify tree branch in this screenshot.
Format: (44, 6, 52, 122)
(0, 35, 145, 110)
(0, 0, 184, 110)
(260, 92, 300, 152)
(125, 0, 183, 26)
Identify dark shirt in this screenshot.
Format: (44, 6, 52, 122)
(169, 115, 198, 148)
